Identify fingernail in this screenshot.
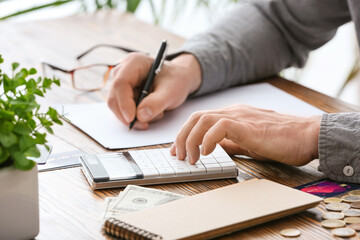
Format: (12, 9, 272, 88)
(188, 154, 193, 164)
(123, 110, 131, 123)
(138, 108, 153, 122)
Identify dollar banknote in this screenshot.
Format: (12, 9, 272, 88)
(110, 185, 185, 214)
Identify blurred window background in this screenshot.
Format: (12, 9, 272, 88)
(1, 0, 359, 106)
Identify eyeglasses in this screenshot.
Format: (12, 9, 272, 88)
(41, 44, 141, 92)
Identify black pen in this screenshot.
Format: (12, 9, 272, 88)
(129, 40, 168, 130)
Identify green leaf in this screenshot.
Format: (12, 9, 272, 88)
(24, 146, 40, 158)
(12, 62, 19, 71)
(0, 121, 14, 133)
(0, 132, 18, 147)
(29, 68, 37, 75)
(0, 0, 74, 21)
(34, 132, 47, 145)
(12, 152, 34, 170)
(53, 78, 61, 86)
(126, 0, 141, 12)
(13, 122, 32, 135)
(0, 55, 3, 64)
(34, 89, 44, 97)
(0, 110, 14, 120)
(19, 135, 35, 151)
(0, 148, 10, 164)
(45, 126, 54, 134)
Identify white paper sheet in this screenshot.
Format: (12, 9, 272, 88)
(59, 83, 324, 149)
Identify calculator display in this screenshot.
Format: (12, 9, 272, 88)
(81, 152, 143, 182)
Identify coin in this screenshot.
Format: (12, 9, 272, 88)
(321, 219, 346, 228)
(324, 197, 342, 204)
(351, 202, 360, 209)
(344, 217, 360, 224)
(326, 203, 350, 212)
(342, 209, 360, 217)
(349, 190, 360, 196)
(349, 223, 360, 231)
(342, 195, 360, 203)
(322, 212, 344, 220)
(280, 228, 301, 237)
(331, 227, 356, 237)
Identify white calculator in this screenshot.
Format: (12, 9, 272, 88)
(80, 145, 238, 189)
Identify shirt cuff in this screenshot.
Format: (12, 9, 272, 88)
(319, 112, 360, 183)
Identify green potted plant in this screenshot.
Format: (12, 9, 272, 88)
(0, 54, 62, 239)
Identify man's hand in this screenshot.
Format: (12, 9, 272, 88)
(108, 53, 201, 129)
(170, 104, 321, 166)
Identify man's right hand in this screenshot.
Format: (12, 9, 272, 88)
(107, 53, 202, 130)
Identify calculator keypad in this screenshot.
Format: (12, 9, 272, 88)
(129, 145, 236, 179)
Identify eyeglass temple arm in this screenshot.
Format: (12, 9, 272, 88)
(76, 44, 141, 60)
(42, 62, 72, 73)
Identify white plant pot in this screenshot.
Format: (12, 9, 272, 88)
(0, 165, 39, 240)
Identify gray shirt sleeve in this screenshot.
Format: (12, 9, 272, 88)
(178, 0, 360, 183)
(179, 0, 350, 96)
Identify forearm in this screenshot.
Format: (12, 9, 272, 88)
(319, 113, 360, 183)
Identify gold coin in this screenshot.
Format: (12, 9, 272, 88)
(349, 223, 360, 231)
(321, 219, 346, 228)
(342, 195, 360, 203)
(351, 202, 360, 209)
(280, 228, 301, 237)
(344, 217, 360, 224)
(326, 203, 350, 212)
(342, 209, 360, 217)
(349, 190, 360, 196)
(331, 227, 356, 237)
(324, 197, 342, 204)
(322, 212, 344, 220)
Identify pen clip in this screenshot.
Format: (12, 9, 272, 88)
(155, 43, 168, 74)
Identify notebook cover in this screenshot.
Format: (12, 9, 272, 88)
(112, 179, 322, 239)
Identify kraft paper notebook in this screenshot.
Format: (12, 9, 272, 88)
(103, 179, 322, 239)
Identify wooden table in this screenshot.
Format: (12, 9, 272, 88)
(1, 11, 359, 240)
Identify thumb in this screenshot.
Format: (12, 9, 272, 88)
(136, 90, 169, 123)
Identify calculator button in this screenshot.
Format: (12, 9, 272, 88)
(141, 168, 159, 178)
(152, 161, 171, 168)
(145, 149, 163, 158)
(172, 166, 191, 176)
(215, 157, 234, 163)
(129, 150, 147, 160)
(199, 157, 217, 164)
(187, 164, 206, 174)
(157, 167, 175, 177)
(203, 163, 222, 173)
(219, 162, 237, 172)
(169, 160, 188, 168)
(199, 154, 213, 159)
(133, 158, 152, 165)
(135, 163, 154, 169)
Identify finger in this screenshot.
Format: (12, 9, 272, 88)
(114, 82, 136, 123)
(107, 91, 127, 124)
(186, 114, 229, 164)
(133, 121, 149, 130)
(110, 53, 153, 123)
(202, 119, 249, 156)
(151, 112, 164, 123)
(174, 111, 207, 160)
(136, 81, 176, 123)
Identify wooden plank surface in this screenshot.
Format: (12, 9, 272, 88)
(1, 10, 359, 240)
